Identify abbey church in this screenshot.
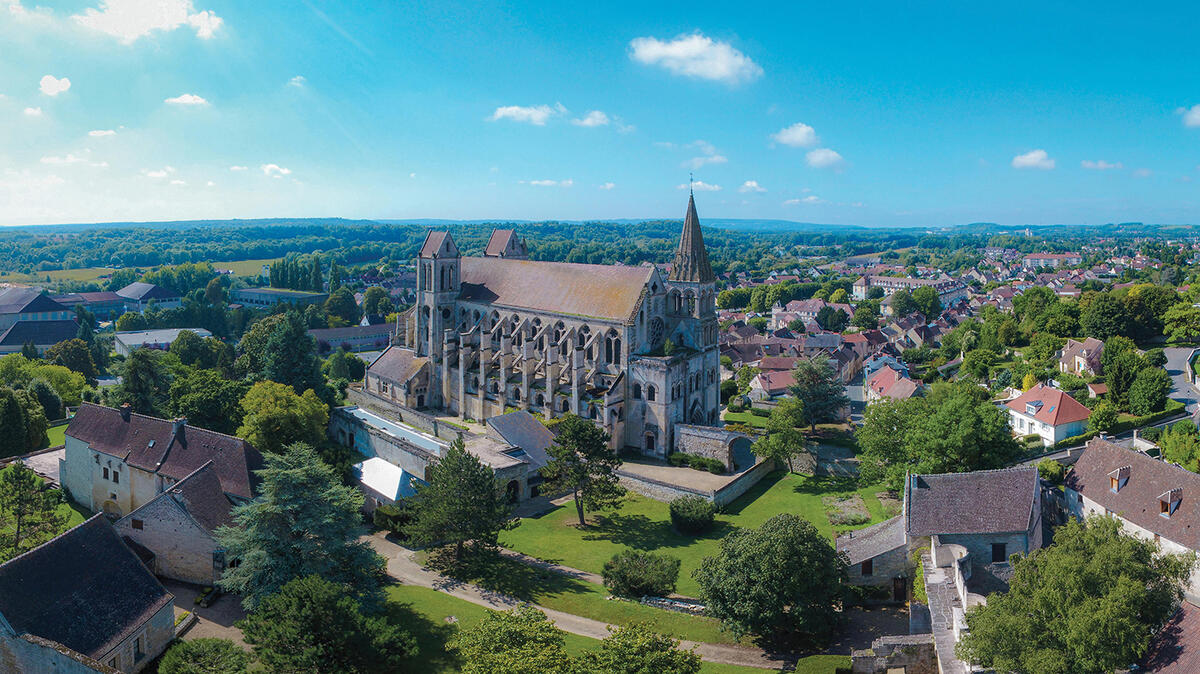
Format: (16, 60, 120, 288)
(365, 194, 721, 455)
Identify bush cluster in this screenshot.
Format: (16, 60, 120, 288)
(669, 495, 716, 534)
(667, 452, 726, 474)
(601, 549, 681, 598)
(372, 503, 413, 537)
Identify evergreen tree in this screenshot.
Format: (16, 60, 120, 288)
(158, 638, 250, 674)
(0, 460, 67, 560)
(788, 359, 849, 432)
(406, 436, 517, 560)
(108, 348, 171, 417)
(262, 312, 326, 397)
(329, 262, 343, 292)
(541, 414, 624, 526)
(308, 255, 323, 292)
(13, 389, 48, 452)
(216, 444, 386, 610)
(19, 341, 38, 360)
(25, 378, 62, 420)
(0, 388, 27, 459)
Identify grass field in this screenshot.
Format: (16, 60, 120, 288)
(722, 411, 769, 428)
(501, 472, 892, 598)
(211, 258, 275, 276)
(387, 584, 846, 673)
(0, 267, 118, 283)
(47, 425, 66, 448)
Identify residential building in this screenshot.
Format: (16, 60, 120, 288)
(309, 323, 395, 353)
(113, 461, 234, 585)
(60, 403, 262, 518)
(51, 291, 129, 320)
(836, 516, 908, 600)
(113, 327, 213, 357)
(231, 287, 328, 309)
(0, 515, 175, 673)
(1059, 337, 1104, 376)
(1005, 384, 1091, 447)
(116, 282, 182, 313)
(851, 275, 967, 307)
(865, 364, 921, 402)
(1066, 438, 1200, 602)
(1022, 252, 1082, 270)
(0, 286, 73, 331)
(0, 318, 80, 355)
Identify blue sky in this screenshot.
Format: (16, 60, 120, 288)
(2, 1, 1199, 227)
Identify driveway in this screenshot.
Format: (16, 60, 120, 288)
(1163, 347, 1199, 416)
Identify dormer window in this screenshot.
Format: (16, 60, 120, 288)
(1160, 489, 1182, 518)
(1026, 401, 1043, 416)
(1109, 465, 1130, 493)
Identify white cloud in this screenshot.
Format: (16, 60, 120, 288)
(73, 0, 223, 43)
(143, 166, 176, 178)
(683, 139, 727, 169)
(629, 32, 762, 85)
(409, 172, 416, 178)
(806, 148, 844, 168)
(261, 164, 291, 177)
(206, 180, 215, 187)
(489, 103, 564, 126)
(88, 129, 116, 137)
(1134, 168, 1153, 178)
(771, 122, 818, 148)
(169, 179, 186, 185)
(288, 75, 306, 88)
(165, 93, 208, 105)
(739, 180, 766, 193)
(229, 165, 248, 171)
(39, 75, 70, 96)
(784, 195, 821, 205)
(23, 107, 42, 116)
(1178, 104, 1200, 128)
(599, 182, 615, 190)
(1081, 159, 1121, 170)
(572, 110, 609, 127)
(522, 179, 573, 187)
(678, 181, 720, 191)
(1012, 149, 1055, 170)
(40, 153, 104, 167)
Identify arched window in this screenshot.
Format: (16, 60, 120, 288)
(633, 383, 642, 399)
(561, 399, 570, 412)
(536, 393, 545, 406)
(646, 385, 656, 402)
(512, 389, 521, 401)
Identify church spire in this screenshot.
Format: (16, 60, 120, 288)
(668, 193, 714, 284)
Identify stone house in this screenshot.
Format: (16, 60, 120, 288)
(113, 461, 234, 586)
(1005, 384, 1091, 447)
(865, 364, 921, 403)
(1059, 337, 1104, 376)
(1066, 438, 1200, 602)
(0, 515, 175, 673)
(60, 403, 261, 519)
(837, 516, 909, 600)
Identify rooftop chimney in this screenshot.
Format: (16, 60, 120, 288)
(172, 417, 187, 442)
(120, 403, 131, 422)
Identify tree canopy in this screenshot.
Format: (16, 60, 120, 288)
(236, 381, 329, 455)
(788, 359, 848, 432)
(541, 414, 624, 526)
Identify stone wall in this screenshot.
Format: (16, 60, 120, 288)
(845, 543, 910, 587)
(98, 602, 175, 674)
(851, 634, 937, 674)
(712, 458, 775, 508)
(345, 388, 454, 439)
(0, 632, 119, 674)
(938, 530, 1031, 567)
(114, 495, 219, 586)
(616, 457, 774, 507)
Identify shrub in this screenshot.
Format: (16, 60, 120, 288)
(727, 401, 744, 413)
(601, 549, 681, 598)
(666, 452, 726, 474)
(1141, 426, 1163, 442)
(670, 495, 716, 534)
(372, 503, 413, 537)
(667, 452, 690, 467)
(1037, 459, 1065, 486)
(749, 407, 771, 418)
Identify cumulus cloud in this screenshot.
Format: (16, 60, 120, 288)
(1178, 104, 1200, 128)
(599, 182, 615, 190)
(39, 75, 70, 96)
(23, 107, 42, 116)
(806, 148, 844, 168)
(678, 181, 720, 191)
(629, 33, 762, 85)
(489, 103, 565, 125)
(165, 93, 208, 105)
(572, 110, 609, 127)
(288, 75, 306, 87)
(229, 165, 248, 171)
(683, 139, 727, 169)
(1081, 159, 1121, 170)
(143, 166, 176, 178)
(771, 122, 818, 148)
(261, 163, 291, 177)
(1012, 149, 1055, 170)
(73, 0, 223, 43)
(88, 129, 116, 137)
(169, 179, 186, 185)
(521, 179, 573, 187)
(739, 180, 766, 193)
(784, 195, 822, 205)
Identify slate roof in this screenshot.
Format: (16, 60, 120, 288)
(368, 345, 429, 385)
(459, 256, 652, 322)
(52, 291, 125, 305)
(1060, 337, 1104, 372)
(66, 403, 262, 500)
(0, 287, 68, 315)
(837, 515, 906, 565)
(1142, 601, 1200, 673)
(161, 461, 235, 533)
(0, 515, 172, 659)
(116, 282, 179, 302)
(0, 319, 80, 347)
(1006, 384, 1091, 426)
(484, 229, 526, 257)
(668, 194, 715, 284)
(486, 410, 554, 470)
(905, 466, 1039, 536)
(419, 230, 458, 258)
(756, 370, 794, 395)
(1066, 438, 1200, 550)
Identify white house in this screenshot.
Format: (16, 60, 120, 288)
(1004, 384, 1091, 447)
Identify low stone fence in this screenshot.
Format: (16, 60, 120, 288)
(851, 634, 936, 674)
(345, 388, 466, 440)
(617, 458, 775, 507)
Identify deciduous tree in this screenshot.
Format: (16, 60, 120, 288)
(574, 623, 701, 674)
(448, 605, 569, 674)
(542, 414, 624, 526)
(1128, 367, 1171, 416)
(752, 398, 807, 472)
(1081, 292, 1132, 341)
(44, 338, 97, 385)
(236, 381, 328, 455)
(107, 348, 171, 417)
(1088, 401, 1118, 433)
(170, 369, 248, 435)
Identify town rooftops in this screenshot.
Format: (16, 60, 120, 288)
(0, 319, 80, 347)
(1142, 600, 1200, 673)
(115, 282, 179, 302)
(1005, 384, 1091, 426)
(66, 403, 262, 500)
(905, 466, 1039, 537)
(0, 286, 67, 315)
(0, 514, 172, 660)
(459, 256, 654, 322)
(114, 327, 212, 349)
(1067, 438, 1200, 550)
(836, 515, 905, 565)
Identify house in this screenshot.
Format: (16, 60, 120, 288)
(1066, 438, 1200, 602)
(0, 286, 73, 331)
(750, 370, 794, 400)
(60, 403, 262, 518)
(364, 345, 432, 409)
(0, 318, 80, 355)
(116, 282, 182, 313)
(866, 364, 921, 402)
(113, 461, 235, 586)
(1059, 337, 1104, 376)
(0, 515, 175, 673)
(230, 287, 328, 309)
(113, 327, 213, 357)
(836, 516, 909, 599)
(1087, 382, 1108, 398)
(1005, 384, 1091, 447)
(308, 323, 395, 353)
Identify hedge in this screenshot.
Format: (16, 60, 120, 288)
(1051, 400, 1186, 451)
(601, 549, 681, 598)
(667, 452, 726, 474)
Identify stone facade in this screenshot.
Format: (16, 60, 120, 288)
(672, 424, 751, 472)
(851, 634, 937, 674)
(0, 632, 118, 674)
(95, 604, 174, 674)
(845, 543, 910, 587)
(113, 493, 222, 586)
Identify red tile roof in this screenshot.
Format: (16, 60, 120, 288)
(1005, 384, 1091, 426)
(1143, 601, 1200, 673)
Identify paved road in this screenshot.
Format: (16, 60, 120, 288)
(1164, 347, 1200, 416)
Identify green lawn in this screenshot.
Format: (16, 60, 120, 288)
(0, 267, 118, 283)
(0, 464, 89, 555)
(47, 425, 66, 448)
(387, 584, 843, 673)
(502, 471, 892, 598)
(211, 258, 275, 276)
(722, 411, 769, 428)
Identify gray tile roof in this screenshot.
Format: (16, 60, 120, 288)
(0, 319, 80, 347)
(486, 410, 554, 470)
(116, 282, 179, 302)
(905, 466, 1039, 536)
(0, 287, 68, 315)
(837, 515, 905, 565)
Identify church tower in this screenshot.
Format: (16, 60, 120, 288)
(415, 231, 460, 360)
(667, 193, 718, 350)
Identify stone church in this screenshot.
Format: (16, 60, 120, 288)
(366, 194, 721, 455)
